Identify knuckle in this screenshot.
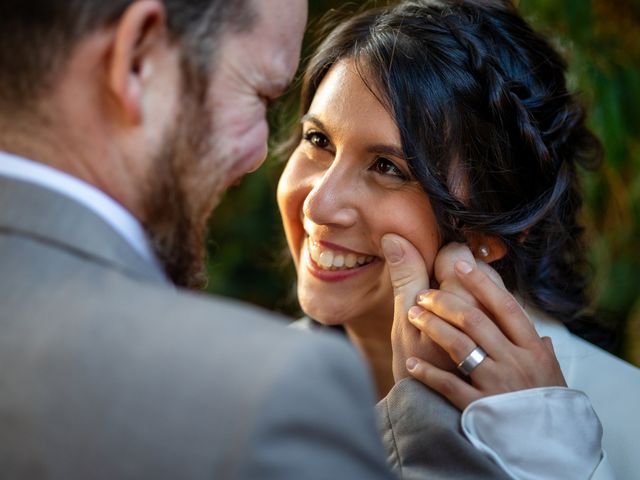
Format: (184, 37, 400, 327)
(437, 375, 457, 397)
(460, 308, 484, 332)
(422, 312, 439, 329)
(501, 297, 522, 317)
(469, 267, 491, 287)
(530, 341, 547, 358)
(526, 342, 550, 365)
(391, 270, 415, 289)
(418, 289, 440, 307)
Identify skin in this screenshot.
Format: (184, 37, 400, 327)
(0, 0, 307, 286)
(381, 237, 566, 410)
(279, 58, 566, 401)
(278, 59, 440, 397)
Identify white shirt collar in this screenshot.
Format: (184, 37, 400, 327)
(0, 150, 159, 267)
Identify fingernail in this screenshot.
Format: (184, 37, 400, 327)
(406, 357, 419, 371)
(408, 305, 424, 321)
(416, 289, 432, 304)
(381, 235, 404, 263)
(455, 260, 473, 275)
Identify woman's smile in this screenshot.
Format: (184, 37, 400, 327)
(277, 59, 440, 327)
(302, 236, 380, 282)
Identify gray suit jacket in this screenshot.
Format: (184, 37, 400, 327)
(377, 379, 509, 479)
(0, 176, 506, 479)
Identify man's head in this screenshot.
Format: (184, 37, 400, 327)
(0, 0, 307, 287)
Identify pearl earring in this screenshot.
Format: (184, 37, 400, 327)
(478, 245, 490, 258)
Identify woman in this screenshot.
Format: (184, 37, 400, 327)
(277, 0, 640, 477)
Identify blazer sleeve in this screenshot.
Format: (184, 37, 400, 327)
(235, 332, 394, 480)
(376, 378, 510, 480)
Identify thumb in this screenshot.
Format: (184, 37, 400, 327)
(381, 233, 430, 317)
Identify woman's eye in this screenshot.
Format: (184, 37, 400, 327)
(372, 157, 407, 180)
(303, 131, 330, 149)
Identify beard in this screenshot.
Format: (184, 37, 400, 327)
(141, 62, 226, 289)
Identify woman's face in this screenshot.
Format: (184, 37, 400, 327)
(277, 59, 440, 328)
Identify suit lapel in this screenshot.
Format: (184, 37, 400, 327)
(0, 175, 168, 285)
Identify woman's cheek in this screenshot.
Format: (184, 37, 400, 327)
(374, 197, 440, 277)
(277, 156, 310, 266)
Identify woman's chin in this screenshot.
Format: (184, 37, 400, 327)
(303, 311, 347, 326)
(300, 302, 351, 326)
(311, 315, 347, 327)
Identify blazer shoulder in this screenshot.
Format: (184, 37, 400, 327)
(129, 282, 393, 480)
(235, 331, 392, 480)
(1, 263, 386, 478)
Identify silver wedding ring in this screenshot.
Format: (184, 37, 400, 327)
(457, 346, 487, 376)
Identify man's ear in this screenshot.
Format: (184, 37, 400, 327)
(107, 0, 167, 124)
(466, 233, 507, 263)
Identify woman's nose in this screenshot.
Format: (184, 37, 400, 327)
(303, 162, 358, 228)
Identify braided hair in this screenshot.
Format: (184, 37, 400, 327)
(297, 0, 607, 345)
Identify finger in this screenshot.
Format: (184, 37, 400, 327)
(381, 233, 430, 317)
(454, 261, 539, 346)
(475, 260, 506, 289)
(415, 290, 512, 358)
(433, 243, 478, 305)
(406, 357, 481, 410)
(409, 308, 479, 365)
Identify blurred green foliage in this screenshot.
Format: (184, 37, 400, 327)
(205, 0, 640, 366)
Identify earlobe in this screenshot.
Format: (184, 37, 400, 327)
(107, 0, 166, 124)
(468, 234, 507, 263)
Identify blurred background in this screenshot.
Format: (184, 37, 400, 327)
(205, 0, 640, 366)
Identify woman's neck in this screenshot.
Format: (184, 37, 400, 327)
(345, 319, 394, 400)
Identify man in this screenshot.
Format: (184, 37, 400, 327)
(0, 1, 508, 479)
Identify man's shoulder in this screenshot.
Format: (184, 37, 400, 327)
(2, 227, 359, 384)
(1, 259, 383, 478)
(71, 270, 359, 384)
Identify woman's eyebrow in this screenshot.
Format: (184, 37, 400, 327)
(367, 144, 405, 159)
(300, 114, 327, 130)
(302, 114, 404, 158)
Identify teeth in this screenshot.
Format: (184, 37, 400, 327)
(308, 239, 374, 271)
(345, 254, 357, 268)
(318, 251, 334, 268)
(310, 244, 320, 263)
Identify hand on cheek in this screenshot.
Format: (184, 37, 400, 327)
(405, 258, 567, 410)
(381, 234, 455, 384)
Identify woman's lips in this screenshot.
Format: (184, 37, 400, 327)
(303, 237, 379, 282)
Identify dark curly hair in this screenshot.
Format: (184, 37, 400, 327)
(295, 0, 608, 346)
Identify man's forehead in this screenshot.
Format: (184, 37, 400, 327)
(215, 0, 305, 92)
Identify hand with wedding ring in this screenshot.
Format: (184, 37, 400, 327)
(406, 255, 567, 410)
